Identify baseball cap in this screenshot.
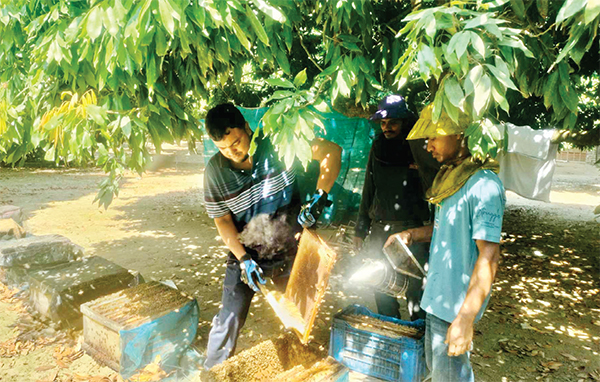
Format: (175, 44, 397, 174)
(406, 104, 470, 140)
(369, 95, 414, 121)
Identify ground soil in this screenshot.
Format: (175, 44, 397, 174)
(0, 145, 598, 382)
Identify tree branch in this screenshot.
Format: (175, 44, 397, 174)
(295, 26, 323, 72)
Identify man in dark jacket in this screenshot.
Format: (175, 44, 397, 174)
(353, 95, 439, 320)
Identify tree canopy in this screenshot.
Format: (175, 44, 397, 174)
(0, 0, 598, 206)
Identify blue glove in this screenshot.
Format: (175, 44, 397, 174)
(297, 189, 331, 228)
(239, 254, 266, 292)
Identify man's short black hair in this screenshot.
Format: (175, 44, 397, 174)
(205, 103, 247, 141)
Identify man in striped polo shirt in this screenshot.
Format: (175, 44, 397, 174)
(202, 103, 341, 368)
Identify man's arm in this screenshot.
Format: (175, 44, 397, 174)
(445, 239, 500, 356)
(384, 225, 434, 248)
(213, 214, 246, 261)
(311, 138, 342, 193)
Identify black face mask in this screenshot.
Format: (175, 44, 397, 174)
(372, 121, 415, 166)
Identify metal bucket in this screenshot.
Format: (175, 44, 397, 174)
(383, 235, 426, 279)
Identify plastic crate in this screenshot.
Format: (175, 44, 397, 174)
(329, 305, 426, 382)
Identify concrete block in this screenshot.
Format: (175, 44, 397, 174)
(28, 256, 135, 327)
(0, 234, 83, 268)
(0, 264, 46, 287)
(0, 205, 23, 225)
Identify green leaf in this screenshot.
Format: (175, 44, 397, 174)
(543, 71, 558, 109)
(155, 28, 168, 56)
(120, 116, 132, 138)
(417, 44, 437, 80)
(469, 31, 486, 58)
(464, 121, 479, 137)
(293, 68, 307, 87)
(443, 98, 460, 125)
(294, 133, 312, 169)
(485, 63, 517, 91)
(44, 146, 56, 162)
(445, 50, 461, 75)
(86, 105, 107, 125)
(494, 56, 517, 89)
(444, 76, 465, 107)
(424, 13, 437, 41)
(585, 0, 600, 24)
(559, 78, 578, 113)
(232, 21, 252, 52)
(246, 5, 269, 45)
(336, 70, 351, 98)
(253, 0, 286, 22)
(510, 0, 526, 19)
(158, 0, 176, 36)
(215, 36, 230, 63)
(47, 39, 62, 63)
(556, 0, 587, 23)
(432, 90, 443, 124)
(465, 65, 483, 96)
(275, 46, 291, 74)
(87, 7, 103, 40)
(499, 38, 534, 58)
(103, 7, 119, 37)
(447, 31, 464, 55)
(492, 81, 510, 112)
(455, 31, 471, 58)
(473, 73, 491, 117)
(147, 53, 157, 89)
(536, 0, 549, 18)
(266, 78, 295, 88)
(337, 34, 361, 43)
(484, 23, 503, 39)
(266, 90, 295, 102)
(283, 142, 296, 169)
(460, 50, 470, 75)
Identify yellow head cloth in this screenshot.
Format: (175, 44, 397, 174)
(407, 104, 470, 140)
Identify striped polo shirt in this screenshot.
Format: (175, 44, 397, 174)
(203, 132, 301, 232)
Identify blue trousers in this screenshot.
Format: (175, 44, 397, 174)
(424, 313, 474, 382)
(203, 256, 290, 369)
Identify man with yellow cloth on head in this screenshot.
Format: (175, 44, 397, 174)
(384, 104, 505, 382)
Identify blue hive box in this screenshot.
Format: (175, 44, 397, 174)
(329, 305, 426, 382)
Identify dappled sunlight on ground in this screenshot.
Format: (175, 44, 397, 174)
(472, 206, 599, 381)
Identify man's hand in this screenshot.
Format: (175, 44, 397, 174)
(384, 230, 413, 249)
(239, 254, 266, 292)
(445, 315, 474, 357)
(353, 237, 364, 252)
(298, 189, 331, 228)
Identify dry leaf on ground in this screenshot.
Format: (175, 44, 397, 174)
(126, 355, 169, 382)
(35, 365, 56, 372)
(541, 361, 563, 370)
(561, 353, 578, 361)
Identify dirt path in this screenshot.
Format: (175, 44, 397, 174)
(0, 146, 598, 381)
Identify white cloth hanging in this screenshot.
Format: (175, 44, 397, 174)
(497, 123, 558, 202)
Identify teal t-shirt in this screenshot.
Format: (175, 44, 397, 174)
(421, 169, 505, 323)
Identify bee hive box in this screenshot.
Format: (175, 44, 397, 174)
(80, 281, 196, 372)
